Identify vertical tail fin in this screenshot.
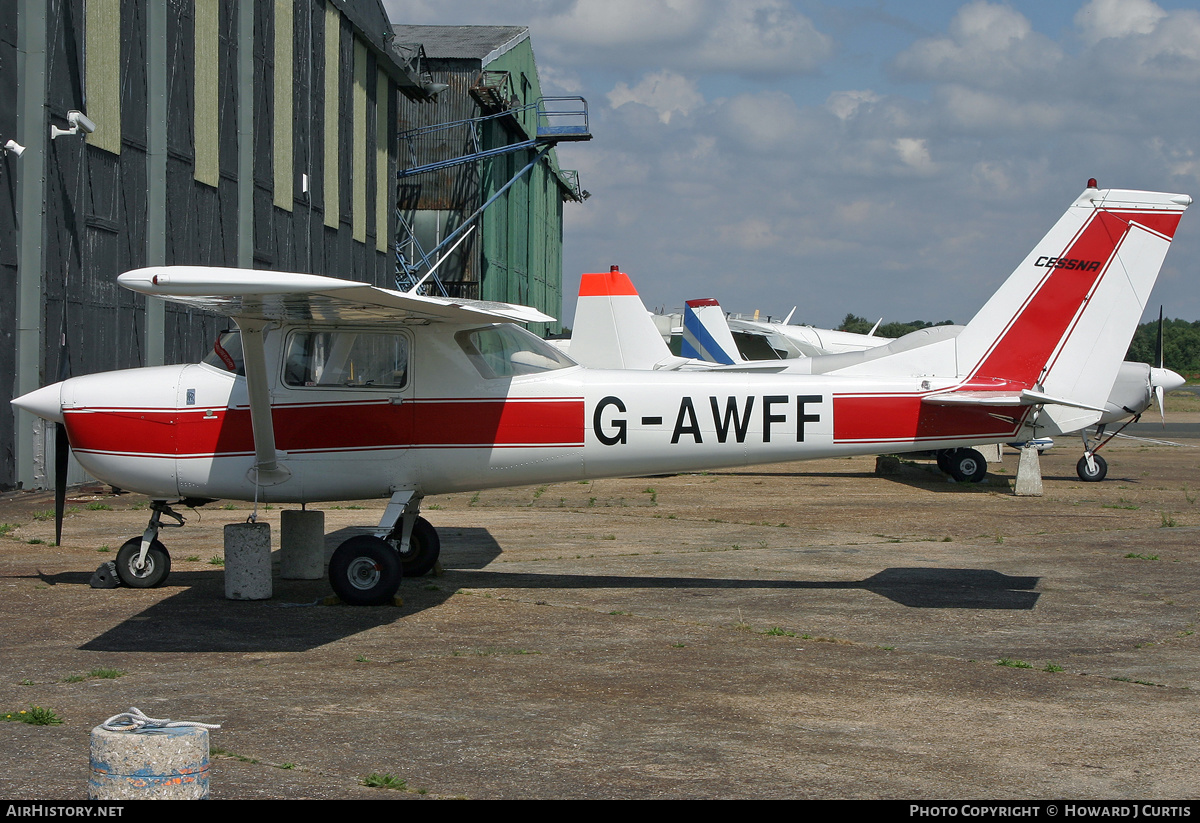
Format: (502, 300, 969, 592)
(569, 267, 674, 369)
(953, 185, 1189, 430)
(681, 299, 742, 364)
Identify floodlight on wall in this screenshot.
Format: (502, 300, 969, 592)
(51, 110, 97, 140)
(3, 139, 25, 157)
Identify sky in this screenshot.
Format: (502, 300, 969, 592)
(382, 0, 1200, 330)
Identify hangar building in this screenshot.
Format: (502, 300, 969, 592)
(0, 2, 583, 491)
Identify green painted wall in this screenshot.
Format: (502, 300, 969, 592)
(478, 41, 566, 336)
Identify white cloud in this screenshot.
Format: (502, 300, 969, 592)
(827, 90, 882, 122)
(607, 71, 704, 124)
(893, 138, 934, 173)
(1074, 0, 1167, 44)
(892, 1, 1062, 87)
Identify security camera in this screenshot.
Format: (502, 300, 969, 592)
(68, 110, 96, 134)
(51, 110, 98, 140)
(3, 139, 25, 157)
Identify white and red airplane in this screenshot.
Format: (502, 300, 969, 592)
(11, 184, 1190, 604)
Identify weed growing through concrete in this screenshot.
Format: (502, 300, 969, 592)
(64, 668, 124, 683)
(212, 746, 258, 764)
(997, 658, 1033, 669)
(3, 706, 62, 725)
(362, 773, 407, 790)
(208, 555, 224, 566)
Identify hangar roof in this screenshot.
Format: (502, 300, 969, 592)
(390, 25, 530, 66)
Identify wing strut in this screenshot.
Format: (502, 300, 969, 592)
(235, 318, 291, 487)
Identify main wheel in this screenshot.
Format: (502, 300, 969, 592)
(947, 448, 987, 483)
(386, 516, 441, 577)
(115, 537, 172, 588)
(329, 535, 402, 606)
(1076, 453, 1108, 482)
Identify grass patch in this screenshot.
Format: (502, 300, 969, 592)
(64, 667, 125, 683)
(362, 773, 407, 790)
(1125, 552, 1159, 561)
(763, 626, 795, 637)
(211, 746, 258, 764)
(996, 658, 1033, 669)
(85, 503, 112, 511)
(208, 555, 225, 566)
(3, 706, 62, 725)
(1160, 512, 1178, 527)
(0, 524, 17, 536)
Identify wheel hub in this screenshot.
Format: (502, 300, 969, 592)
(347, 557, 382, 590)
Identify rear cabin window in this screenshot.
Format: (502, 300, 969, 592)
(283, 331, 409, 389)
(456, 325, 576, 379)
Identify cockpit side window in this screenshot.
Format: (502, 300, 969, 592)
(283, 330, 409, 389)
(201, 331, 246, 376)
(456, 324, 576, 379)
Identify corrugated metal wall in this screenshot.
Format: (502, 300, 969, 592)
(2, 0, 400, 490)
(0, 6, 18, 485)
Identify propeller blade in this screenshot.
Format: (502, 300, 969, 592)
(54, 422, 69, 546)
(1156, 384, 1166, 427)
(1155, 306, 1164, 369)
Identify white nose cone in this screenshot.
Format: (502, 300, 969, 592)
(1150, 367, 1186, 393)
(11, 383, 65, 423)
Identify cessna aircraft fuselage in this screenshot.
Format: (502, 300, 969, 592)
(34, 321, 1025, 505)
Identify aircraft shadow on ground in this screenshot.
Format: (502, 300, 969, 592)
(73, 529, 1038, 653)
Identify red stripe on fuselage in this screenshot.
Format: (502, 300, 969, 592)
(832, 394, 1027, 443)
(64, 398, 585, 458)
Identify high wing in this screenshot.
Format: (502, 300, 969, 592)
(118, 266, 556, 487)
(117, 266, 555, 325)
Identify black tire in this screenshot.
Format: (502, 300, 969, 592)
(1077, 453, 1108, 482)
(948, 448, 988, 483)
(115, 537, 172, 588)
(386, 516, 441, 577)
(329, 535, 402, 606)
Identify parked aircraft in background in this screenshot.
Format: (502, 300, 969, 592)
(13, 184, 1190, 605)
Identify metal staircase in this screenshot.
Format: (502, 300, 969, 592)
(394, 94, 591, 295)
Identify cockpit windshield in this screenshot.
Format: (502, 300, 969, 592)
(456, 325, 577, 379)
(201, 331, 246, 376)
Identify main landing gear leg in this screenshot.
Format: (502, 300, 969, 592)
(114, 500, 185, 588)
(374, 490, 442, 578)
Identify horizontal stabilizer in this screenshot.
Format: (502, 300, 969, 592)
(923, 389, 1108, 413)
